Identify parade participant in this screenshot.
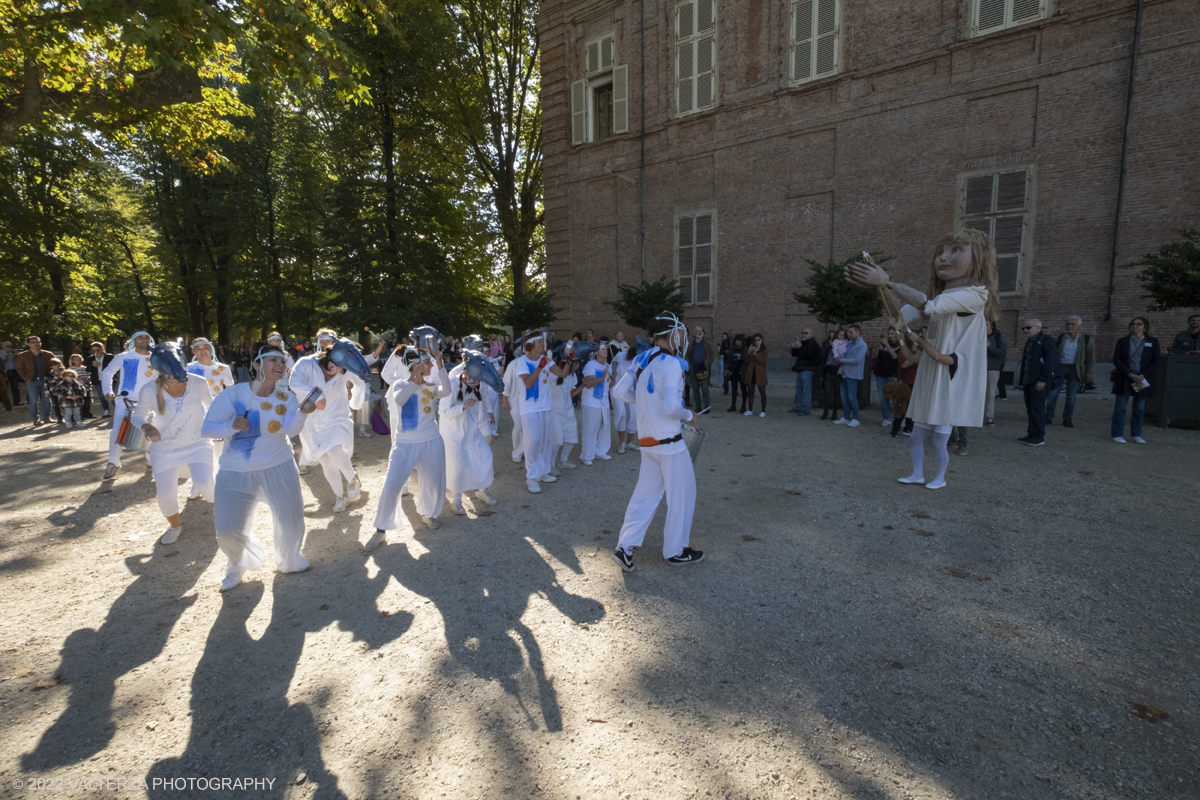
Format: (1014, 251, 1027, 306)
(132, 343, 215, 544)
(847, 230, 997, 490)
(440, 357, 498, 515)
(186, 338, 235, 397)
(612, 344, 639, 454)
(579, 340, 613, 465)
(501, 334, 529, 464)
(482, 355, 502, 440)
(200, 344, 314, 590)
(610, 312, 705, 572)
(369, 347, 451, 549)
(289, 335, 367, 512)
(550, 348, 581, 469)
(100, 331, 158, 480)
(516, 330, 557, 493)
(265, 332, 296, 373)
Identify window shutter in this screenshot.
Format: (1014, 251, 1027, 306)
(612, 65, 629, 134)
(696, 35, 715, 109)
(677, 40, 695, 114)
(976, 0, 1006, 33)
(996, 169, 1027, 211)
(697, 0, 714, 32)
(792, 1, 813, 83)
(601, 35, 614, 71)
(678, 217, 695, 292)
(695, 214, 713, 303)
(586, 41, 600, 74)
(571, 79, 587, 145)
(1011, 0, 1043, 24)
(962, 168, 1030, 293)
(964, 174, 994, 216)
(677, 2, 694, 38)
(814, 0, 837, 76)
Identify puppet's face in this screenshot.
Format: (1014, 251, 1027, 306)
(935, 241, 973, 283)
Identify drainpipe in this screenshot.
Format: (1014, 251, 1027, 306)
(639, 0, 646, 282)
(1106, 0, 1144, 321)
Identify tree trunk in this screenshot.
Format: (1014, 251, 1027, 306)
(378, 70, 399, 274)
(263, 146, 284, 331)
(117, 234, 159, 341)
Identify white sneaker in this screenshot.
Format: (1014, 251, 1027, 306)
(1112, 436, 1127, 444)
(549, 466, 562, 477)
(847, 419, 860, 427)
(617, 442, 626, 454)
(298, 465, 311, 475)
(451, 498, 466, 515)
(580, 459, 593, 466)
(421, 514, 441, 530)
(597, 453, 612, 460)
(628, 442, 640, 451)
(364, 530, 386, 551)
(743, 411, 752, 416)
(759, 412, 766, 418)
(527, 480, 542, 493)
(1133, 436, 1146, 444)
(361, 430, 372, 438)
(219, 565, 245, 592)
(558, 460, 577, 470)
(475, 488, 497, 505)
(102, 409, 110, 418)
(346, 476, 362, 501)
(882, 419, 892, 427)
(159, 526, 181, 545)
(833, 418, 849, 425)
(187, 490, 200, 500)
(332, 495, 348, 512)
(540, 474, 557, 483)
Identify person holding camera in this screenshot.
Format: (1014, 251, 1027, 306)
(873, 328, 901, 426)
(789, 330, 822, 415)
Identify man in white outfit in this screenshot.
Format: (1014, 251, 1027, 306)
(610, 312, 705, 572)
(502, 344, 526, 463)
(101, 331, 157, 480)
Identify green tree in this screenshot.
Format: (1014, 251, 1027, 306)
(794, 254, 889, 326)
(1121, 228, 1200, 312)
(495, 286, 559, 332)
(605, 278, 686, 333)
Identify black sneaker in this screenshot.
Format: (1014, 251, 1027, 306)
(985, 418, 995, 426)
(666, 547, 705, 566)
(1023, 438, 1045, 447)
(612, 547, 635, 573)
(1063, 419, 1074, 428)
(700, 406, 711, 415)
(1017, 435, 1033, 442)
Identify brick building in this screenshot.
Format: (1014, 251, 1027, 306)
(538, 0, 1200, 364)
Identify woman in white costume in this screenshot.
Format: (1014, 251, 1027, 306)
(186, 338, 235, 397)
(501, 352, 526, 463)
(482, 356, 502, 439)
(200, 345, 314, 591)
(289, 332, 366, 511)
(131, 342, 215, 545)
(439, 359, 498, 515)
(515, 331, 557, 493)
(579, 342, 613, 465)
(611, 344, 639, 454)
(265, 332, 295, 373)
(550, 350, 581, 469)
(847, 230, 997, 490)
(369, 348, 451, 550)
(100, 330, 157, 480)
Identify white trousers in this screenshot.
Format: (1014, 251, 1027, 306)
(581, 405, 611, 461)
(614, 401, 637, 433)
(617, 448, 696, 559)
(154, 462, 215, 518)
(519, 410, 554, 481)
(214, 460, 309, 574)
(509, 405, 524, 461)
(108, 400, 132, 466)
(318, 444, 355, 497)
(375, 438, 446, 527)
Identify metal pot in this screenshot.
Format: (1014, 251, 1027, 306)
(116, 399, 150, 451)
(681, 422, 706, 463)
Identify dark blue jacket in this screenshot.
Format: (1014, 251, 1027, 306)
(1112, 335, 1160, 398)
(1018, 332, 1057, 386)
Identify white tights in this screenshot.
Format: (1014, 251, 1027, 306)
(559, 443, 573, 464)
(318, 445, 355, 497)
(908, 423, 951, 485)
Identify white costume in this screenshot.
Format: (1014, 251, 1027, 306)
(516, 353, 555, 485)
(439, 364, 495, 497)
(375, 365, 451, 528)
(502, 358, 525, 462)
(201, 383, 310, 577)
(186, 360, 235, 397)
(101, 335, 158, 467)
(289, 353, 366, 498)
(612, 347, 697, 559)
(907, 285, 989, 429)
(612, 353, 638, 433)
(482, 359, 502, 438)
(131, 375, 215, 518)
(552, 370, 579, 460)
(580, 359, 612, 462)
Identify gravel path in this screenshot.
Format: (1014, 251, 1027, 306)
(0, 383, 1196, 800)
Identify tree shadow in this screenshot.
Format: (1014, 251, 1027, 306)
(20, 508, 217, 770)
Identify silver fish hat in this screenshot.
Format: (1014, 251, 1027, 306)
(328, 338, 373, 383)
(409, 325, 447, 352)
(150, 341, 188, 383)
(463, 334, 484, 352)
(463, 351, 504, 393)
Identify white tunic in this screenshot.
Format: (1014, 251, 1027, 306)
(581, 360, 610, 408)
(552, 372, 579, 444)
(908, 285, 989, 428)
(130, 375, 215, 472)
(201, 384, 307, 471)
(187, 360, 235, 398)
(439, 365, 495, 493)
(612, 347, 692, 456)
(388, 365, 451, 443)
(502, 358, 525, 416)
(289, 354, 366, 465)
(516, 354, 553, 414)
(101, 350, 158, 398)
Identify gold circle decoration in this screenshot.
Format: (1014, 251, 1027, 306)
(208, 378, 215, 385)
(267, 420, 282, 433)
(276, 392, 288, 401)
(260, 401, 272, 410)
(423, 407, 432, 414)
(275, 404, 287, 415)
(144, 370, 153, 377)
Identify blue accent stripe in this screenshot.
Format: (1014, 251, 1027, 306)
(401, 393, 419, 431)
(119, 354, 139, 393)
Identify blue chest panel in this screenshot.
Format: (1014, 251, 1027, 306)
(524, 367, 540, 402)
(400, 393, 419, 431)
(227, 402, 260, 459)
(119, 355, 140, 393)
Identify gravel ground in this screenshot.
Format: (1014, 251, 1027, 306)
(0, 380, 1197, 800)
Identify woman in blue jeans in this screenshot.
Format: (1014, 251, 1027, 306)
(1110, 317, 1159, 444)
(873, 328, 901, 425)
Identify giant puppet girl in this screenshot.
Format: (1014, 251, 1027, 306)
(845, 229, 998, 489)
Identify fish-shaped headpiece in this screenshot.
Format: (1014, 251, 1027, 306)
(463, 334, 484, 352)
(328, 338, 373, 383)
(150, 341, 188, 383)
(463, 351, 504, 392)
(409, 325, 447, 353)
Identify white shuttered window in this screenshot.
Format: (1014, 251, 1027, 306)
(572, 35, 629, 145)
(677, 212, 716, 305)
(973, 0, 1047, 36)
(676, 0, 717, 116)
(960, 168, 1033, 294)
(791, 0, 840, 85)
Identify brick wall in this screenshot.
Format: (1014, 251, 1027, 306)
(539, 0, 1200, 362)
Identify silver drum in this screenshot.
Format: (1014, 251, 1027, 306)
(681, 422, 706, 463)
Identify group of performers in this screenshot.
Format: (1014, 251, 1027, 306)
(86, 227, 997, 589)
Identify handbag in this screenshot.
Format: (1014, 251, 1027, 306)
(695, 368, 710, 381)
(370, 405, 390, 435)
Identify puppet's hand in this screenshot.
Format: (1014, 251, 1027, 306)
(846, 261, 890, 288)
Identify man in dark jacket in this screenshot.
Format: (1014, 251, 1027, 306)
(1016, 319, 1057, 446)
(1047, 315, 1095, 428)
(88, 342, 115, 418)
(985, 320, 1007, 425)
(790, 329, 823, 415)
(16, 336, 55, 426)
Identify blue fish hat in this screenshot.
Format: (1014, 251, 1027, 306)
(150, 341, 188, 383)
(463, 351, 504, 392)
(409, 325, 447, 352)
(328, 338, 373, 382)
(463, 334, 484, 352)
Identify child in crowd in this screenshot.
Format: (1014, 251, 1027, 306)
(54, 368, 89, 429)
